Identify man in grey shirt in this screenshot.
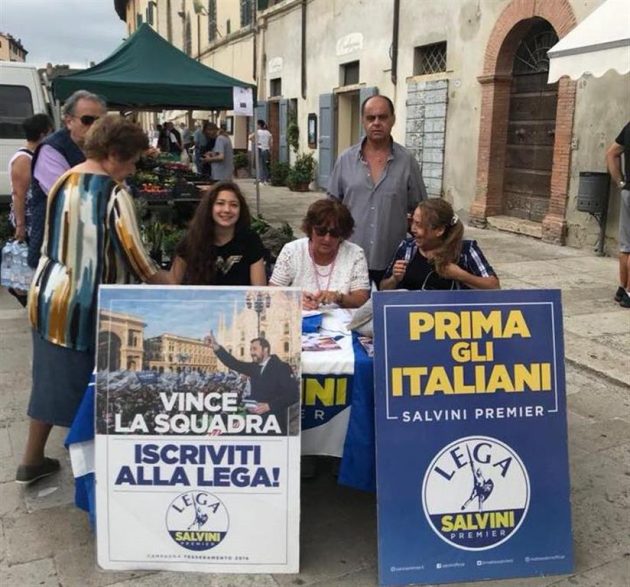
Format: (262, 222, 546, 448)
(328, 95, 427, 285)
(203, 125, 234, 181)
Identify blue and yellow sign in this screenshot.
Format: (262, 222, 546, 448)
(373, 289, 573, 586)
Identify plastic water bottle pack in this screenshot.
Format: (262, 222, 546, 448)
(0, 241, 34, 291)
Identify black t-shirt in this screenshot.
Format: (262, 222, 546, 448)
(399, 249, 456, 291)
(183, 228, 265, 285)
(615, 122, 630, 180)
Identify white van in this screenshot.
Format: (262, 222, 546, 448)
(0, 62, 51, 207)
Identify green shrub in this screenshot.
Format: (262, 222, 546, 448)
(234, 152, 249, 170)
(270, 161, 291, 186)
(287, 152, 316, 190)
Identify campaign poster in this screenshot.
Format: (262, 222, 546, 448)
(95, 286, 301, 573)
(373, 289, 573, 586)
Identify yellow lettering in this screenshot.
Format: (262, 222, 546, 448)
(441, 515, 454, 532)
(486, 364, 516, 392)
(303, 378, 335, 406)
(503, 310, 531, 338)
(425, 366, 454, 395)
(409, 312, 433, 340)
(336, 378, 347, 404)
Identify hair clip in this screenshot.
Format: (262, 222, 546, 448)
(450, 214, 459, 226)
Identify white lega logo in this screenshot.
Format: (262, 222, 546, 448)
(422, 436, 530, 551)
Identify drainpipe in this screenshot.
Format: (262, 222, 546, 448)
(253, 2, 258, 83)
(391, 0, 400, 85)
(301, 0, 307, 99)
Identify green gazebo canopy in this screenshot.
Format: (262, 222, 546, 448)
(52, 23, 255, 110)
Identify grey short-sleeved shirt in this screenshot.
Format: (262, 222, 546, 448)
(327, 138, 427, 271)
(211, 134, 234, 180)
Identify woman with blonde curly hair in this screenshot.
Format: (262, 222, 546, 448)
(380, 199, 499, 291)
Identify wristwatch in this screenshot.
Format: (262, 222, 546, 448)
(619, 180, 626, 189)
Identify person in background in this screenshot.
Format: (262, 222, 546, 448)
(9, 114, 54, 243)
(203, 125, 234, 181)
(170, 181, 266, 286)
(179, 121, 193, 157)
(28, 90, 107, 269)
(17, 115, 172, 486)
(5, 114, 54, 307)
(156, 123, 169, 152)
(605, 121, 630, 308)
(380, 199, 499, 291)
(250, 120, 272, 183)
(164, 121, 182, 156)
(270, 198, 370, 309)
(328, 95, 427, 286)
(198, 121, 218, 178)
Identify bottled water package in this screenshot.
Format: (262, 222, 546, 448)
(1, 241, 15, 288)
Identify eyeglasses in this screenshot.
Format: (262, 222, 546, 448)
(76, 115, 100, 126)
(313, 226, 341, 238)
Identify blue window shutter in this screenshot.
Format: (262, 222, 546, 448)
(279, 99, 289, 164)
(254, 102, 268, 126)
(318, 93, 336, 189)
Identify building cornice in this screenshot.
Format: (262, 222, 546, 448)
(113, 0, 127, 21)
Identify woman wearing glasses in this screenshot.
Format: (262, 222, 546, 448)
(270, 198, 370, 309)
(380, 199, 499, 291)
(18, 115, 172, 486)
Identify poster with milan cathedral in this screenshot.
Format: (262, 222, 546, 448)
(94, 285, 302, 573)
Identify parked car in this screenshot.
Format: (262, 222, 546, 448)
(0, 62, 52, 208)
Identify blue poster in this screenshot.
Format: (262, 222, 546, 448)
(373, 289, 573, 586)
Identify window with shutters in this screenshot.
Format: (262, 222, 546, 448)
(270, 78, 282, 97)
(413, 42, 447, 75)
(185, 14, 192, 55)
(241, 0, 254, 27)
(208, 0, 217, 41)
(341, 61, 360, 86)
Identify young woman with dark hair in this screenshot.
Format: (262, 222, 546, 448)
(380, 199, 499, 291)
(170, 181, 267, 286)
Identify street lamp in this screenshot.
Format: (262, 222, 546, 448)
(246, 291, 271, 337)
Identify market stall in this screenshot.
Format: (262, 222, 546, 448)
(51, 23, 256, 261)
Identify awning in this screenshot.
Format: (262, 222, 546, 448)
(52, 23, 255, 110)
(547, 0, 630, 82)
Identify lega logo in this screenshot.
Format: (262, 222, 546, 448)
(422, 436, 530, 551)
(166, 491, 229, 551)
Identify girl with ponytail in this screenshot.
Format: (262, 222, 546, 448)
(380, 199, 499, 291)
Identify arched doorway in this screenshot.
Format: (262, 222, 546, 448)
(470, 0, 577, 244)
(98, 332, 121, 371)
(504, 20, 559, 222)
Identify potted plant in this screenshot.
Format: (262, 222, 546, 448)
(270, 161, 291, 186)
(233, 151, 250, 178)
(287, 152, 316, 192)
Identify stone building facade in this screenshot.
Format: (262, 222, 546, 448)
(144, 333, 217, 373)
(97, 310, 146, 372)
(114, 0, 629, 252)
(0, 32, 27, 62)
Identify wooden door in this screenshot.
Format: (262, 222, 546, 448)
(504, 21, 559, 222)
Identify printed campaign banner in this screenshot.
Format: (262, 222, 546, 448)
(373, 289, 573, 586)
(95, 286, 301, 573)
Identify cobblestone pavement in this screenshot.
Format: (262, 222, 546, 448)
(0, 180, 628, 586)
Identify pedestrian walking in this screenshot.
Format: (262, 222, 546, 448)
(606, 120, 630, 308)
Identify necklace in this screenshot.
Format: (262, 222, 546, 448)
(308, 242, 337, 291)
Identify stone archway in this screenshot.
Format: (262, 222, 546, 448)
(470, 0, 577, 244)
